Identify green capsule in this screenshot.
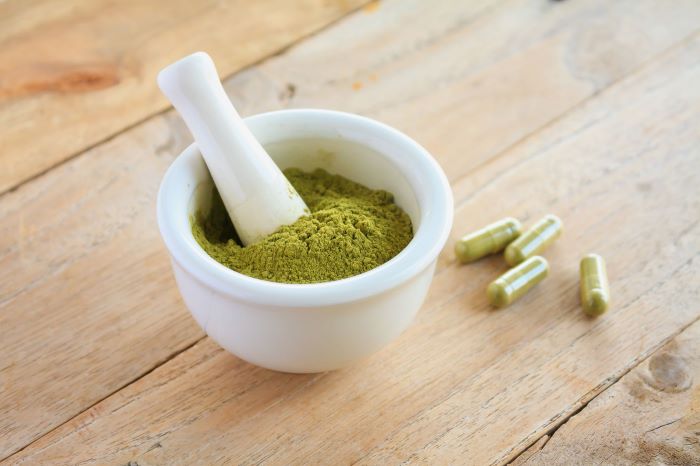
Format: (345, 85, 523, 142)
(455, 217, 522, 263)
(487, 256, 549, 308)
(504, 214, 563, 266)
(580, 254, 610, 316)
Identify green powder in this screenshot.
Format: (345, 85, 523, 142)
(192, 168, 413, 284)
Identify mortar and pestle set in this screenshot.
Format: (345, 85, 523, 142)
(157, 52, 453, 372)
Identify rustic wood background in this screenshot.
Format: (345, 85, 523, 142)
(1, 0, 698, 464)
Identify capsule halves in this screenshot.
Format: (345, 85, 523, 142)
(455, 217, 522, 263)
(504, 214, 562, 266)
(487, 256, 549, 308)
(580, 254, 610, 316)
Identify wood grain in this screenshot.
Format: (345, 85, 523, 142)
(0, 0, 366, 194)
(251, 0, 700, 183)
(2, 0, 699, 462)
(4, 6, 700, 465)
(512, 319, 700, 465)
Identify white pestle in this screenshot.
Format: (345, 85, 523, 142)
(157, 52, 309, 246)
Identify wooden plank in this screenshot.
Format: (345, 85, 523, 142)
(252, 0, 700, 183)
(0, 0, 366, 194)
(1, 0, 699, 460)
(4, 11, 700, 466)
(511, 319, 700, 465)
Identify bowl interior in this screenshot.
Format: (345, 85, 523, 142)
(160, 110, 453, 306)
(191, 137, 421, 234)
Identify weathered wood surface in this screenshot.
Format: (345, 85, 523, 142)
(0, 0, 368, 457)
(512, 319, 700, 465)
(0, 0, 366, 194)
(1, 0, 699, 463)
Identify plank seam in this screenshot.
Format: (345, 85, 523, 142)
(505, 257, 700, 465)
(452, 27, 700, 211)
(0, 335, 207, 463)
(507, 316, 700, 465)
(349, 246, 698, 464)
(0, 1, 372, 198)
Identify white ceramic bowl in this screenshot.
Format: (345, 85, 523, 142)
(157, 109, 453, 373)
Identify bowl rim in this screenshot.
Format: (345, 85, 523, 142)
(157, 109, 453, 307)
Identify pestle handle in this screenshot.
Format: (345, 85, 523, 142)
(157, 52, 308, 246)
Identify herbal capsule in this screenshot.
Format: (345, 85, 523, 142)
(580, 254, 610, 316)
(487, 256, 549, 308)
(504, 214, 562, 266)
(455, 217, 522, 263)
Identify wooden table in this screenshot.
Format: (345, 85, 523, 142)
(2, 1, 699, 464)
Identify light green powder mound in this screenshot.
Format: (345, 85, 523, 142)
(192, 168, 413, 284)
